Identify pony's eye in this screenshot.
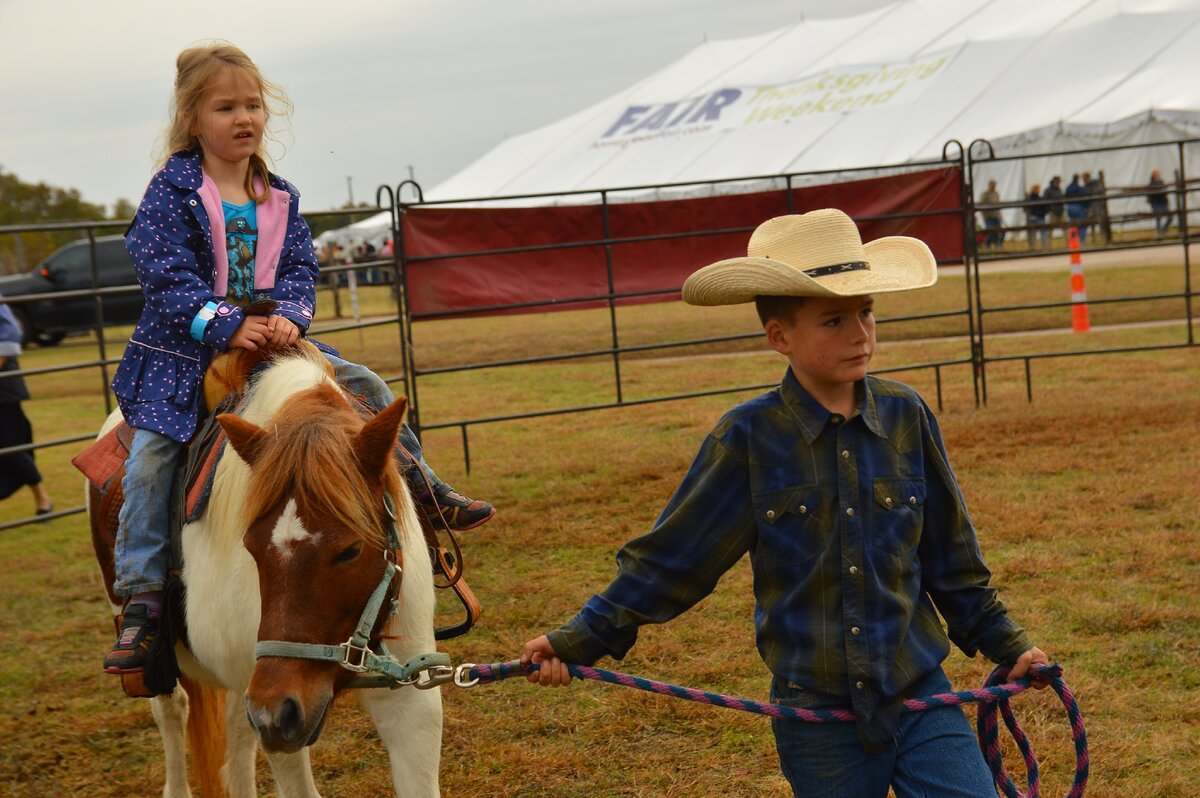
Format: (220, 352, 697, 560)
(333, 542, 362, 564)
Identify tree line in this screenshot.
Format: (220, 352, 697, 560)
(0, 165, 135, 276)
(0, 166, 365, 277)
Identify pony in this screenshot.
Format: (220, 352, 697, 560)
(91, 347, 442, 797)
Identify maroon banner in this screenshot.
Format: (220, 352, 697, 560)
(401, 166, 964, 318)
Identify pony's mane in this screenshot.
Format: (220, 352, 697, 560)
(237, 352, 402, 548)
(240, 346, 334, 420)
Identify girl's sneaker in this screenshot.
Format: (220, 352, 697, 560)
(420, 483, 495, 531)
(103, 603, 159, 674)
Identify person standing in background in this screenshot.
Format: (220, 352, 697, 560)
(1147, 170, 1172, 237)
(1043, 176, 1066, 245)
(0, 295, 54, 518)
(1082, 171, 1104, 244)
(1065, 174, 1088, 246)
(978, 179, 1005, 252)
(1025, 183, 1048, 250)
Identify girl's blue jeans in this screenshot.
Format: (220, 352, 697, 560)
(322, 352, 441, 491)
(113, 427, 181, 597)
(113, 351, 439, 599)
(770, 666, 995, 798)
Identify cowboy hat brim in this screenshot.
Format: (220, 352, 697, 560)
(681, 235, 937, 306)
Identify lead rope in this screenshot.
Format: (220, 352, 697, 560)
(460, 660, 1087, 798)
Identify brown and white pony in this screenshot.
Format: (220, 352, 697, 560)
(94, 347, 441, 797)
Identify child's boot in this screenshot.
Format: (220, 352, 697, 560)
(419, 482, 495, 531)
(103, 600, 160, 674)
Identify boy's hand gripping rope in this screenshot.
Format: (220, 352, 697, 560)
(456, 660, 1087, 798)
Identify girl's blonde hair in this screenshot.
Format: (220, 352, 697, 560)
(161, 42, 292, 202)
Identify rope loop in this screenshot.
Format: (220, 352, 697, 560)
(465, 659, 1087, 797)
(978, 664, 1089, 798)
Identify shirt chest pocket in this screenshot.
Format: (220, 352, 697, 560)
(871, 478, 926, 555)
(753, 485, 824, 565)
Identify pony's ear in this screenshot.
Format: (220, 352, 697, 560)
(218, 413, 270, 467)
(354, 397, 407, 478)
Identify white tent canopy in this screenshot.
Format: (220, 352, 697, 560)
(314, 210, 393, 254)
(330, 0, 1200, 244)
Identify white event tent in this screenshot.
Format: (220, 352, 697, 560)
(325, 0, 1200, 248)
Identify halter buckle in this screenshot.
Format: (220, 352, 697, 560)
(338, 639, 372, 673)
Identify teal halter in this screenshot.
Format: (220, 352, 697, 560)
(254, 493, 452, 689)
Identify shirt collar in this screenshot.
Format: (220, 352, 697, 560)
(860, 378, 886, 439)
(780, 368, 887, 443)
(161, 150, 297, 199)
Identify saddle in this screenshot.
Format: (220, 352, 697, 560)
(73, 337, 481, 697)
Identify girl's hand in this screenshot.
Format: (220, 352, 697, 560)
(229, 315, 271, 351)
(521, 635, 573, 687)
(266, 314, 300, 347)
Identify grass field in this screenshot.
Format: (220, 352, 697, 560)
(0, 259, 1197, 796)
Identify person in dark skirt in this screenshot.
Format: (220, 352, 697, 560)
(0, 295, 53, 516)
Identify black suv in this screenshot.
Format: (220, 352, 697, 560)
(0, 236, 143, 346)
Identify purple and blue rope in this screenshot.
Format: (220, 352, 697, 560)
(467, 660, 1087, 798)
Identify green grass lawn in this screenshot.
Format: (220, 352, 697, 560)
(0, 259, 1197, 796)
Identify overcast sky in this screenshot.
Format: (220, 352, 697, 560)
(0, 0, 890, 213)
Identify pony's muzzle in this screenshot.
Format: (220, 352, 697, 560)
(245, 690, 331, 753)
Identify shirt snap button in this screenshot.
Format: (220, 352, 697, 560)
(851, 627, 861, 636)
(885, 497, 893, 507)
(908, 496, 917, 505)
(798, 505, 807, 514)
(855, 680, 865, 690)
(849, 566, 859, 575)
(841, 450, 850, 459)
(188, 199, 197, 206)
(846, 507, 855, 517)
(765, 509, 776, 520)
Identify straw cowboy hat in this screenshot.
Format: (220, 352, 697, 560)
(682, 208, 937, 305)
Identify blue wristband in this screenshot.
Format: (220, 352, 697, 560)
(190, 301, 220, 342)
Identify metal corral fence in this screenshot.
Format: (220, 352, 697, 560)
(387, 149, 975, 471)
(967, 137, 1197, 402)
(1, 139, 1197, 530)
(391, 138, 1196, 468)
(0, 206, 389, 531)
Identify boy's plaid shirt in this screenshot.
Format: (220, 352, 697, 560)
(549, 368, 1031, 743)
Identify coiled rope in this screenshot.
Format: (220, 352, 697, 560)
(464, 660, 1087, 798)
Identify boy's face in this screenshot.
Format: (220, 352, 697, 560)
(765, 294, 876, 397)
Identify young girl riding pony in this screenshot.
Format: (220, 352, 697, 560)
(104, 43, 493, 674)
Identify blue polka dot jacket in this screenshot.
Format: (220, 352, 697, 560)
(112, 150, 319, 442)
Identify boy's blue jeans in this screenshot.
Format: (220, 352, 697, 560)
(113, 352, 440, 599)
(770, 667, 994, 798)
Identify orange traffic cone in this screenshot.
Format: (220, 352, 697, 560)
(1067, 227, 1090, 333)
